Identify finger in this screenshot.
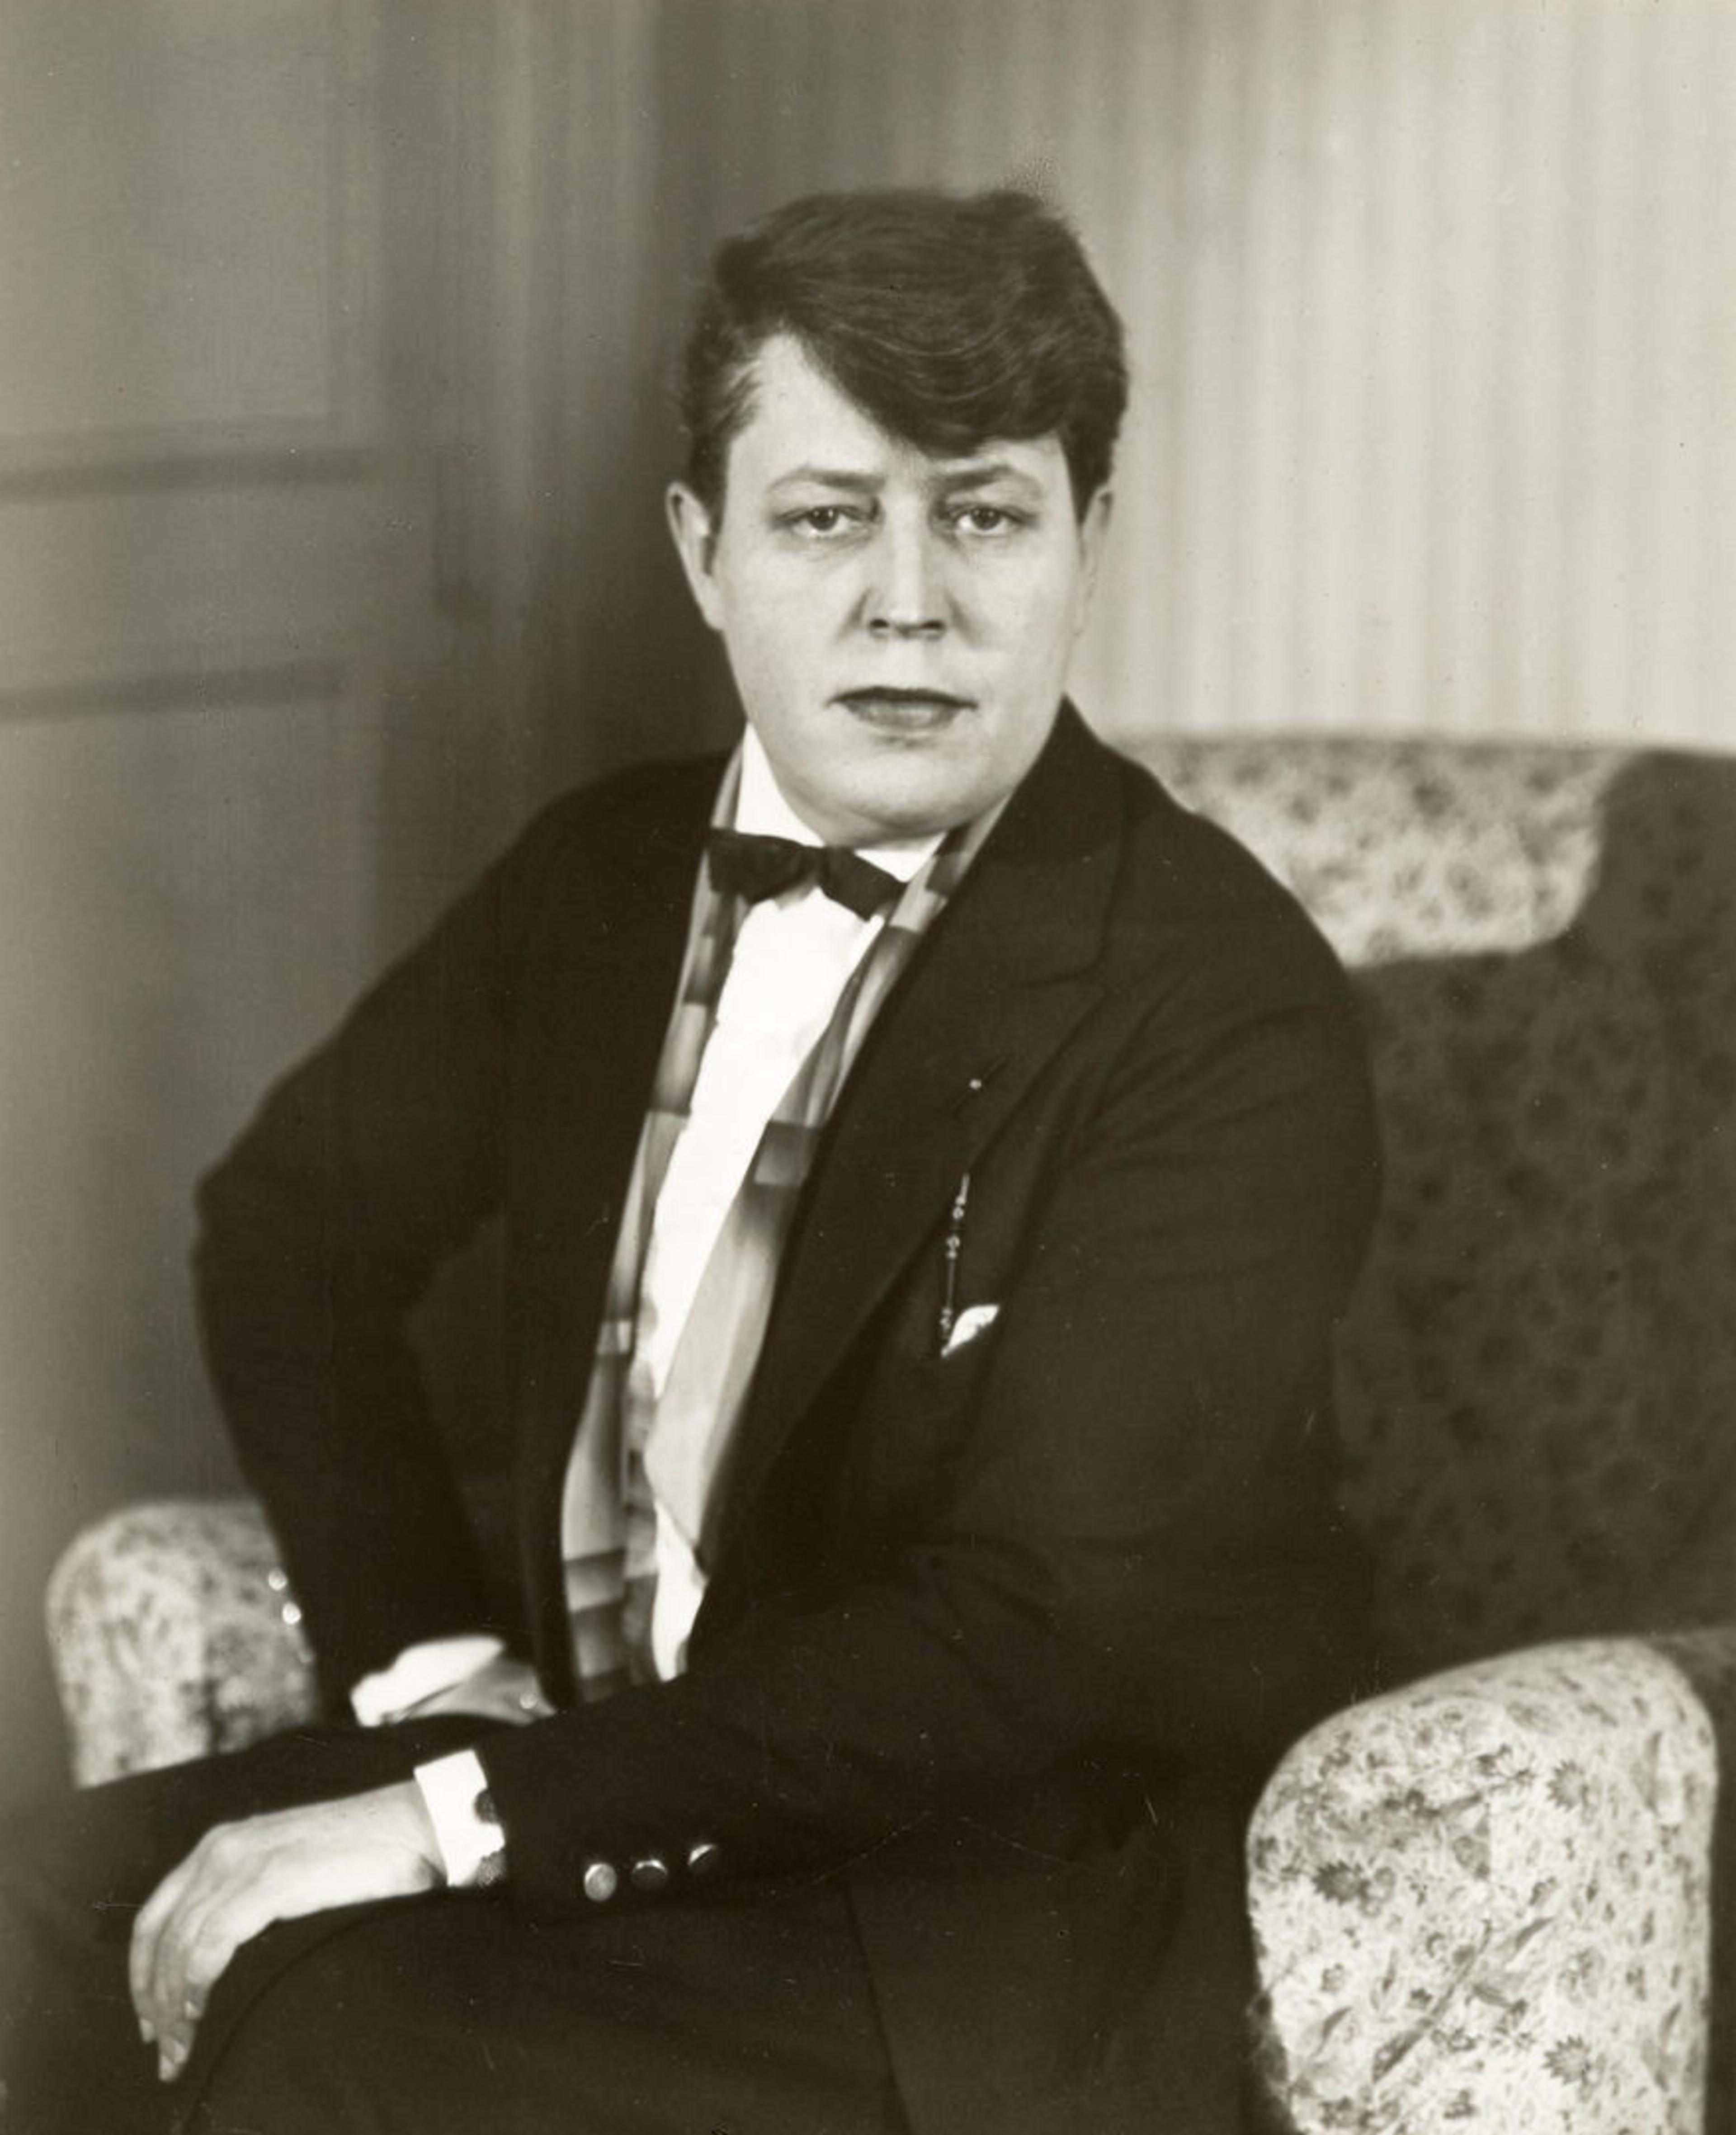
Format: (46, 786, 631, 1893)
(156, 1925, 231, 2081)
(481, 1681, 551, 1724)
(415, 1684, 528, 1724)
(155, 1875, 268, 2083)
(150, 1890, 212, 2067)
(410, 1659, 549, 1725)
(142, 1833, 226, 2031)
(146, 1827, 253, 2064)
(129, 1843, 205, 2039)
(151, 1859, 239, 2051)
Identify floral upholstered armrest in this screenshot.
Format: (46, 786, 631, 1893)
(45, 1499, 320, 1786)
(1245, 1637, 1721, 2135)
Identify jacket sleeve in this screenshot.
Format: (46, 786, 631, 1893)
(192, 793, 585, 1705)
(479, 919, 1382, 1918)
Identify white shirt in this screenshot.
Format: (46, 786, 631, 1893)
(634, 731, 942, 1675)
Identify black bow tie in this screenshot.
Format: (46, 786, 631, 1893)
(706, 828, 901, 920)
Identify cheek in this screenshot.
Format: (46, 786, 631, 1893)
(989, 559, 1084, 656)
(724, 578, 836, 676)
(723, 612, 805, 700)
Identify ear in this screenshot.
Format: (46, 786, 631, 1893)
(665, 482, 726, 632)
(1071, 487, 1114, 636)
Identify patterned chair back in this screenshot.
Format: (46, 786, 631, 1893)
(1134, 739, 1736, 1678)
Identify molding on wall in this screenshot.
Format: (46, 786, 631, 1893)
(0, 0, 379, 490)
(0, 656, 348, 726)
(0, 436, 371, 503)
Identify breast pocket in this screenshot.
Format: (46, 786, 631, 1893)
(878, 1306, 1005, 1460)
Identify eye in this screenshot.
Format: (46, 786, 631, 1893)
(944, 504, 1025, 536)
(782, 504, 864, 537)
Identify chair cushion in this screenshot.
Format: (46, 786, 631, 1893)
(1247, 1636, 1717, 2134)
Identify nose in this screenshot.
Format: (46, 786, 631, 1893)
(866, 517, 946, 638)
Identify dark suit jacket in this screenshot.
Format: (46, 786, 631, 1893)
(194, 704, 1382, 2135)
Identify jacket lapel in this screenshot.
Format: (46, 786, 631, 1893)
(708, 706, 1127, 1558)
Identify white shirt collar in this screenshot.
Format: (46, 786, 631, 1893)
(735, 726, 943, 886)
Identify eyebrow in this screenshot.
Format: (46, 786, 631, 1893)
(929, 461, 1043, 497)
(765, 460, 1045, 498)
(766, 467, 883, 496)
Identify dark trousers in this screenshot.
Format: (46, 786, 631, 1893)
(0, 1720, 906, 2135)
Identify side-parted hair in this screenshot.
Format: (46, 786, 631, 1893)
(677, 188, 1127, 521)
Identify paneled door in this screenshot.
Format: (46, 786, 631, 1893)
(0, 0, 486, 1802)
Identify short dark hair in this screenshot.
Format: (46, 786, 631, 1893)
(677, 187, 1127, 520)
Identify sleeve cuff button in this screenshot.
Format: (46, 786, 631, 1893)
(581, 1860, 619, 1904)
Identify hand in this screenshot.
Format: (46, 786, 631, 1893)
(129, 1781, 443, 2083)
(400, 1652, 554, 1726)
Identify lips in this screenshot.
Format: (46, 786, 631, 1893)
(834, 685, 975, 734)
(835, 685, 973, 707)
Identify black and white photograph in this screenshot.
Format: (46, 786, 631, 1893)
(0, 5, 1732, 2131)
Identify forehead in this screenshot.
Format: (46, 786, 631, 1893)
(723, 333, 1068, 494)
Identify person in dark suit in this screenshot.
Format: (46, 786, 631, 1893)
(0, 188, 1379, 2135)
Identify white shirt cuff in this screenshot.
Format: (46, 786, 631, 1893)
(350, 1634, 506, 1727)
(412, 1748, 499, 1888)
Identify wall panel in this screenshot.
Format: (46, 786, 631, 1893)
(0, 0, 373, 477)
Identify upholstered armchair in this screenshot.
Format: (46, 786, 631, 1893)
(46, 739, 1736, 2135)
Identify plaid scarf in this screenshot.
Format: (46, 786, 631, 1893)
(559, 758, 995, 1701)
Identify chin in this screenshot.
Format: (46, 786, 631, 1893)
(847, 768, 984, 843)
